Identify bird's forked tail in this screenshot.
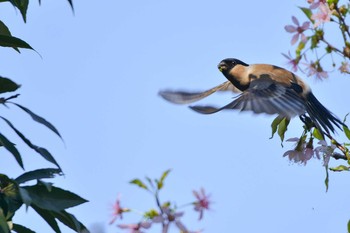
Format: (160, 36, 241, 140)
(304, 92, 346, 137)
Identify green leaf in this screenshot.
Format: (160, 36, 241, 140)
(0, 174, 22, 219)
(313, 128, 324, 140)
(329, 165, 350, 172)
(10, 103, 62, 139)
(144, 209, 159, 219)
(31, 205, 61, 233)
(299, 7, 314, 23)
(23, 184, 88, 212)
(278, 117, 290, 142)
(344, 126, 350, 140)
(0, 211, 9, 233)
(145, 176, 155, 189)
(324, 165, 329, 192)
(0, 132, 23, 169)
(52, 210, 89, 233)
(129, 179, 148, 190)
(15, 169, 62, 184)
(12, 223, 35, 233)
(348, 219, 350, 233)
(0, 76, 20, 94)
(1, 117, 61, 170)
(0, 35, 33, 51)
(270, 116, 283, 139)
(157, 169, 171, 190)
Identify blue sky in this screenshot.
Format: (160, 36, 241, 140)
(1, 0, 350, 232)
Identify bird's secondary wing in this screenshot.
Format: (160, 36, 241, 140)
(191, 77, 306, 117)
(158, 81, 241, 104)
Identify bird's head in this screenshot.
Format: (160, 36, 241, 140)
(218, 58, 249, 73)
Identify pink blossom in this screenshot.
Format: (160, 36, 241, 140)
(311, 3, 334, 28)
(303, 61, 328, 79)
(283, 137, 318, 165)
(339, 61, 350, 74)
(285, 16, 310, 45)
(118, 222, 151, 233)
(153, 207, 202, 233)
(282, 52, 299, 72)
(193, 188, 211, 220)
(314, 140, 336, 166)
(308, 0, 326, 9)
(109, 195, 129, 224)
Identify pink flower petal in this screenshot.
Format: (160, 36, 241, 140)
(285, 25, 297, 33)
(301, 21, 310, 30)
(300, 33, 307, 43)
(292, 16, 299, 26)
(291, 33, 299, 45)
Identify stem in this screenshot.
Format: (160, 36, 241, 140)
(324, 131, 349, 161)
(334, 4, 350, 39)
(320, 38, 343, 55)
(155, 190, 166, 229)
(162, 223, 169, 233)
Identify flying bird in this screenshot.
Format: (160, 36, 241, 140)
(159, 58, 345, 137)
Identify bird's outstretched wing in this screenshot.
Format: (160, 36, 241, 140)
(158, 81, 241, 104)
(190, 77, 306, 118)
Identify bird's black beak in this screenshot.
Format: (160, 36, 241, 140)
(217, 61, 227, 72)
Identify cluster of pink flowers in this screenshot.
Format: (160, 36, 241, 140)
(110, 189, 211, 233)
(282, 0, 350, 78)
(310, 0, 334, 27)
(283, 137, 336, 166)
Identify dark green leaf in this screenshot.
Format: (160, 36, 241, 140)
(0, 175, 22, 219)
(0, 76, 20, 94)
(329, 165, 350, 172)
(278, 118, 290, 142)
(0, 211, 9, 233)
(10, 103, 62, 139)
(0, 35, 33, 51)
(0, 20, 17, 57)
(157, 169, 171, 190)
(18, 187, 31, 208)
(35, 147, 61, 170)
(15, 169, 62, 184)
(12, 223, 35, 233)
(0, 133, 23, 169)
(66, 0, 74, 12)
(0, 1, 28, 22)
(37, 180, 53, 192)
(348, 219, 350, 233)
(23, 184, 88, 212)
(14, 0, 29, 22)
(1, 117, 61, 169)
(31, 205, 61, 233)
(0, 20, 11, 36)
(129, 179, 148, 190)
(299, 7, 314, 23)
(270, 116, 283, 139)
(52, 210, 89, 233)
